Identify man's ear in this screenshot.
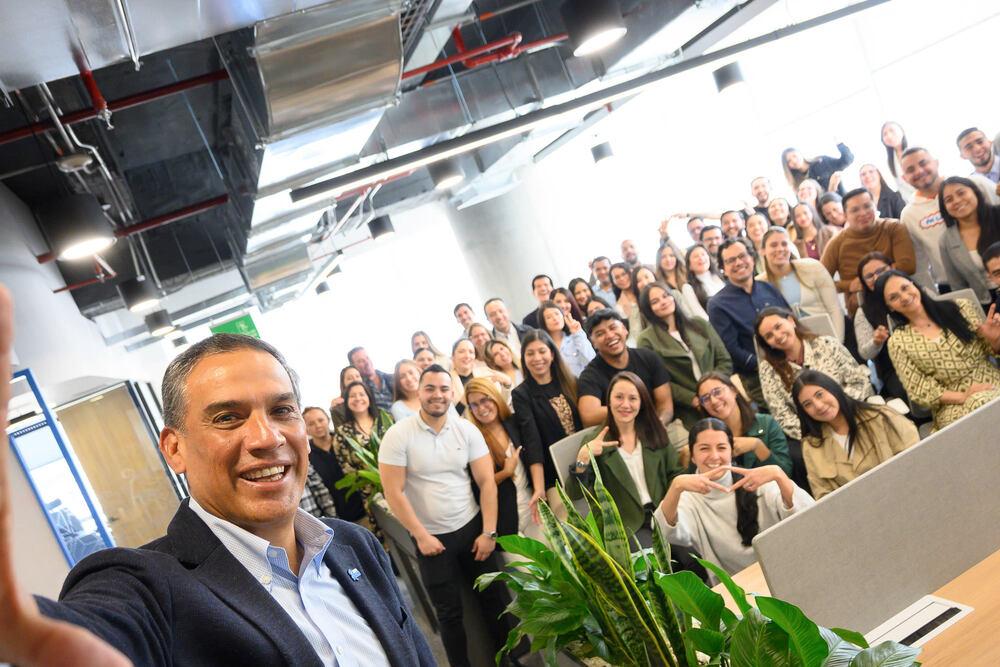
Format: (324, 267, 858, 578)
(159, 427, 186, 474)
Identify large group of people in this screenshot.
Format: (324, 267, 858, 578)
(304, 122, 1000, 664)
(9, 123, 1000, 667)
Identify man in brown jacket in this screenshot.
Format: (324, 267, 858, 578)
(820, 188, 916, 314)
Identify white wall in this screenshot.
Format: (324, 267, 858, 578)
(0, 183, 177, 594)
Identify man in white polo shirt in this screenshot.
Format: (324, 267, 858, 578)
(379, 364, 511, 667)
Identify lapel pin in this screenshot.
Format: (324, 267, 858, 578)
(348, 568, 362, 581)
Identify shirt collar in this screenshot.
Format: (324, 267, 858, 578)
(188, 496, 334, 582)
(416, 411, 452, 434)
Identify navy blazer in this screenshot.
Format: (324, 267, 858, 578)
(37, 500, 436, 666)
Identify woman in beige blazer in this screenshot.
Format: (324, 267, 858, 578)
(792, 370, 919, 500)
(759, 226, 846, 341)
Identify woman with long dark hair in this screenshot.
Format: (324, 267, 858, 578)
(755, 306, 872, 440)
(464, 377, 544, 539)
(793, 370, 918, 500)
(745, 213, 769, 274)
(552, 287, 586, 324)
(537, 300, 594, 377)
(334, 381, 395, 532)
(938, 175, 1000, 305)
(781, 143, 853, 193)
(853, 252, 907, 401)
(570, 372, 682, 546)
(859, 163, 906, 219)
(881, 121, 915, 202)
(654, 417, 813, 577)
(568, 277, 595, 309)
(681, 244, 722, 319)
(330, 365, 363, 425)
(694, 372, 792, 476)
(874, 270, 1000, 430)
(637, 282, 731, 429)
(610, 262, 640, 343)
(511, 330, 583, 520)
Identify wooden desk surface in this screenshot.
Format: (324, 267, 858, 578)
(713, 549, 1000, 666)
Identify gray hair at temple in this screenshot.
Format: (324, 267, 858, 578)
(161, 333, 301, 429)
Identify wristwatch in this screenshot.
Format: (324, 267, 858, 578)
(482, 530, 498, 540)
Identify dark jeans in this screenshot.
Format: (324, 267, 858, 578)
(416, 514, 512, 667)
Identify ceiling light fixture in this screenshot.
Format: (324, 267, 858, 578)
(712, 62, 745, 93)
(165, 328, 186, 341)
(590, 141, 614, 163)
(315, 281, 331, 294)
(427, 159, 465, 190)
(368, 215, 395, 241)
(561, 0, 628, 58)
(118, 276, 160, 313)
(36, 194, 117, 261)
(144, 309, 176, 337)
(172, 336, 189, 348)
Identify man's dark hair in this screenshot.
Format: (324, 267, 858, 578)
(162, 333, 300, 429)
(419, 363, 451, 381)
(721, 210, 745, 222)
(982, 241, 1000, 266)
(483, 297, 504, 312)
(699, 224, 722, 240)
(717, 237, 753, 268)
(453, 302, 472, 316)
(583, 307, 626, 338)
(531, 274, 553, 290)
(956, 127, 981, 146)
(592, 255, 611, 266)
(346, 346, 365, 365)
(302, 406, 327, 418)
(901, 145, 929, 160)
(841, 187, 872, 211)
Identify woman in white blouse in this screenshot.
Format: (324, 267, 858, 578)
(682, 244, 724, 320)
(654, 418, 814, 578)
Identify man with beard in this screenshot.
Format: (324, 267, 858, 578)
(900, 146, 998, 290)
(957, 127, 1000, 184)
(621, 239, 640, 269)
(379, 365, 511, 667)
(577, 309, 674, 426)
(709, 238, 789, 403)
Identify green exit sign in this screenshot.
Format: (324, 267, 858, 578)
(210, 314, 260, 339)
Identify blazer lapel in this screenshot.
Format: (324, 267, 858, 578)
(166, 503, 322, 667)
(641, 446, 666, 503)
(322, 541, 413, 667)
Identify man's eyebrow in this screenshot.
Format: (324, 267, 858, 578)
(202, 393, 297, 415)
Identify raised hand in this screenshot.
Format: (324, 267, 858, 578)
(873, 325, 890, 346)
(0, 287, 132, 666)
(576, 426, 619, 463)
(977, 304, 1000, 351)
(565, 312, 582, 334)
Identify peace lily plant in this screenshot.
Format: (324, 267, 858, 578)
(476, 461, 920, 667)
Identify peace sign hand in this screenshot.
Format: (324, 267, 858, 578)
(977, 304, 1000, 351)
(672, 469, 732, 495)
(728, 465, 784, 493)
(0, 286, 133, 667)
(565, 312, 582, 334)
(577, 426, 619, 463)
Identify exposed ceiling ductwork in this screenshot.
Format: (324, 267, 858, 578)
(0, 0, 890, 350)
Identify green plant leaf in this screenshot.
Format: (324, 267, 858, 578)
(587, 447, 631, 572)
(730, 608, 800, 667)
(556, 483, 595, 543)
(848, 642, 920, 667)
(656, 570, 724, 631)
(650, 520, 673, 573)
(495, 534, 553, 565)
(830, 628, 868, 649)
(698, 558, 752, 616)
(755, 596, 830, 667)
(582, 485, 606, 539)
(818, 627, 862, 667)
(686, 627, 725, 656)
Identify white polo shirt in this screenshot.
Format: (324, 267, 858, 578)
(378, 412, 489, 535)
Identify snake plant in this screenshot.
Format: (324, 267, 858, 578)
(476, 461, 920, 667)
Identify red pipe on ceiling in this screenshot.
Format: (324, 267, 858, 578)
(401, 31, 566, 81)
(0, 69, 230, 147)
(36, 194, 229, 263)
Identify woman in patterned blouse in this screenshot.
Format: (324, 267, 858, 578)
(874, 270, 1000, 431)
(755, 306, 873, 440)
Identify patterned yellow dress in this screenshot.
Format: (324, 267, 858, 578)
(888, 300, 1000, 431)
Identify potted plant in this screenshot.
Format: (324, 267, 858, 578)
(477, 462, 920, 667)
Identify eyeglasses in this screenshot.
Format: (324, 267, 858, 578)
(698, 386, 727, 404)
(862, 265, 891, 282)
(722, 251, 750, 267)
(467, 399, 495, 412)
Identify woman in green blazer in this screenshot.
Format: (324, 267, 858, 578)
(637, 281, 733, 429)
(567, 371, 682, 547)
